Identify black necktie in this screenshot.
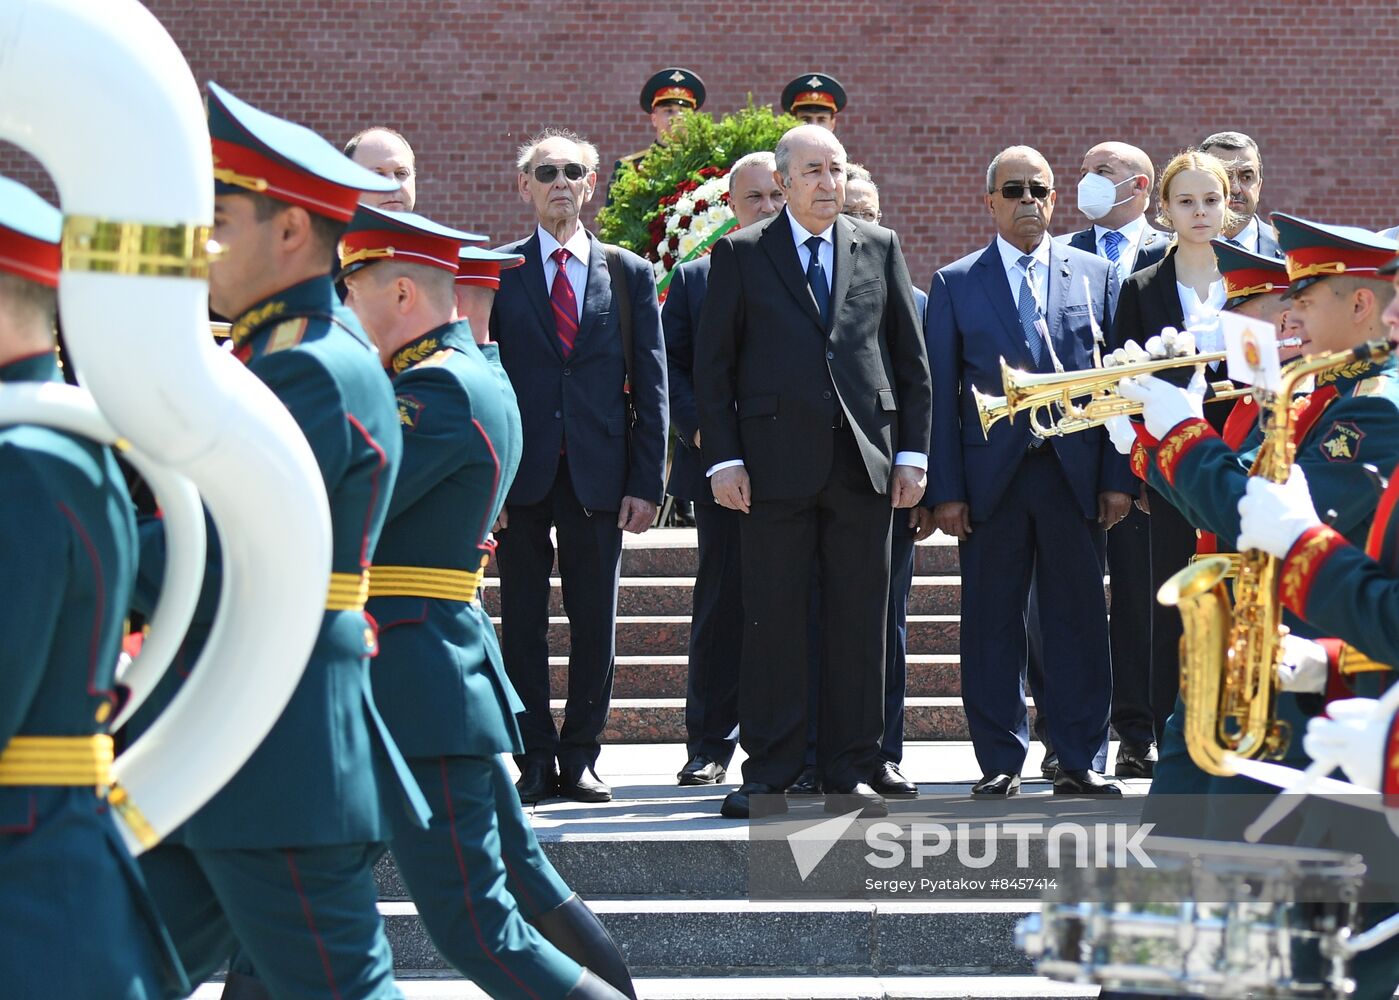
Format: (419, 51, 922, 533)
(804, 235, 830, 326)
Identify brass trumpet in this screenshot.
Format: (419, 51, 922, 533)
(973, 351, 1240, 439)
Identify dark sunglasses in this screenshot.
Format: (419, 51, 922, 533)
(533, 162, 587, 183)
(998, 181, 1051, 201)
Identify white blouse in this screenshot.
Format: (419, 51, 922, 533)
(1176, 279, 1228, 353)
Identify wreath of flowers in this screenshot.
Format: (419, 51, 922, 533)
(647, 167, 734, 289)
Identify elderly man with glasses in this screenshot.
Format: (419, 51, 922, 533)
(490, 128, 669, 805)
(925, 145, 1133, 799)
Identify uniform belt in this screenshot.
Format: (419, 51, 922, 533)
(1338, 643, 1394, 675)
(0, 734, 113, 786)
(368, 564, 485, 603)
(326, 570, 370, 611)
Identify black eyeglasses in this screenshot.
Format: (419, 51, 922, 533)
(533, 162, 587, 183)
(998, 181, 1052, 201)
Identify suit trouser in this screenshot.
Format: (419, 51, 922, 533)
(683, 499, 743, 766)
(959, 447, 1111, 776)
(1106, 502, 1156, 746)
(1146, 485, 1198, 743)
(139, 841, 399, 1000)
(497, 458, 624, 770)
(738, 426, 892, 790)
(802, 514, 915, 770)
(389, 755, 582, 998)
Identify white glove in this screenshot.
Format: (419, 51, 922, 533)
(1117, 370, 1207, 440)
(1277, 634, 1328, 693)
(1236, 465, 1321, 559)
(1302, 697, 1391, 791)
(1105, 339, 1151, 368)
(1104, 414, 1137, 456)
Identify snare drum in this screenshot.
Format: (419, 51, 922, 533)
(1016, 836, 1364, 998)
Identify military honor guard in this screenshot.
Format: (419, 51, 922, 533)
(605, 67, 706, 203)
(337, 204, 633, 999)
(780, 72, 847, 131)
(131, 84, 433, 1000)
(0, 176, 188, 999)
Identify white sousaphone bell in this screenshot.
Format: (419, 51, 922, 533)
(0, 0, 332, 853)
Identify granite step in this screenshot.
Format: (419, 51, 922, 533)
(559, 654, 964, 699)
(552, 696, 1020, 744)
(380, 899, 1039, 977)
(496, 615, 962, 657)
(481, 576, 963, 617)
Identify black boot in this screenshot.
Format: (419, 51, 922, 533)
(533, 894, 637, 999)
(219, 972, 273, 1000)
(565, 968, 628, 999)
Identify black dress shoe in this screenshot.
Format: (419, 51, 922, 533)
(558, 765, 612, 803)
(515, 760, 557, 804)
(971, 772, 1021, 797)
(1040, 750, 1059, 780)
(1053, 768, 1123, 796)
(1114, 742, 1157, 778)
(786, 765, 823, 796)
(824, 782, 888, 818)
(720, 783, 786, 819)
(870, 761, 918, 798)
(677, 754, 726, 786)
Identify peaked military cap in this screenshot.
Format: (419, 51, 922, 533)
(640, 68, 705, 112)
(208, 81, 397, 222)
(782, 73, 847, 115)
(0, 175, 61, 287)
(1212, 237, 1289, 310)
(456, 246, 525, 289)
(339, 205, 486, 279)
(1273, 212, 1399, 297)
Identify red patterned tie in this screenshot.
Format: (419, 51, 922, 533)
(550, 247, 579, 355)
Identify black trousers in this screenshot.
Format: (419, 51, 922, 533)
(1146, 485, 1197, 743)
(497, 458, 624, 770)
(1106, 502, 1156, 746)
(738, 426, 892, 790)
(683, 500, 743, 766)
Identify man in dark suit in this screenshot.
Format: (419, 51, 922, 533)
(665, 151, 786, 786)
(492, 128, 668, 805)
(927, 145, 1132, 798)
(1200, 130, 1281, 259)
(695, 124, 932, 820)
(1057, 140, 1170, 779)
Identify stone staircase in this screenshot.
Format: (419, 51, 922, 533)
(207, 529, 1119, 999)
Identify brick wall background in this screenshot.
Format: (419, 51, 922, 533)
(4, 1, 1398, 284)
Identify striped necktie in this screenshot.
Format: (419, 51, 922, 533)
(550, 247, 579, 355)
(1101, 229, 1125, 266)
(1017, 254, 1045, 369)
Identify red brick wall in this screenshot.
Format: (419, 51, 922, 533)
(5, 1, 1399, 285)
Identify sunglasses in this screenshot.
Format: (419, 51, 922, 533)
(533, 162, 588, 183)
(998, 181, 1052, 201)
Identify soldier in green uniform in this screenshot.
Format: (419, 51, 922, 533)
(605, 67, 706, 204)
(337, 205, 633, 999)
(0, 176, 188, 999)
(132, 83, 431, 1000)
(780, 72, 847, 132)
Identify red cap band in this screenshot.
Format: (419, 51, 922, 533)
(0, 225, 61, 287)
(213, 138, 364, 222)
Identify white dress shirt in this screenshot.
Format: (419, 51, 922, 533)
(996, 234, 1050, 313)
(538, 223, 591, 308)
(707, 213, 926, 477)
(1228, 217, 1260, 254)
(1093, 214, 1148, 283)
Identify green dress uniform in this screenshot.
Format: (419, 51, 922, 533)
(0, 349, 188, 1000)
(136, 275, 429, 999)
(366, 320, 585, 997)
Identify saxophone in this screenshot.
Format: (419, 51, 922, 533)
(1159, 338, 1393, 777)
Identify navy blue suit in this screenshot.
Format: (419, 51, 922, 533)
(490, 229, 668, 771)
(928, 239, 1128, 776)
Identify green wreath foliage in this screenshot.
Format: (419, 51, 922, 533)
(597, 99, 799, 258)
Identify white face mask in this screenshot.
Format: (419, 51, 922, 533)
(1077, 172, 1138, 221)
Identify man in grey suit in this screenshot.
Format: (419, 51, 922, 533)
(1053, 140, 1169, 779)
(1200, 130, 1281, 258)
(695, 125, 932, 820)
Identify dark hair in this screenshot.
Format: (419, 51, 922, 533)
(343, 126, 415, 163)
(245, 191, 346, 257)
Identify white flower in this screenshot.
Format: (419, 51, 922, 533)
(653, 260, 667, 282)
(673, 196, 695, 216)
(665, 213, 682, 234)
(677, 231, 702, 259)
(704, 205, 731, 230)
